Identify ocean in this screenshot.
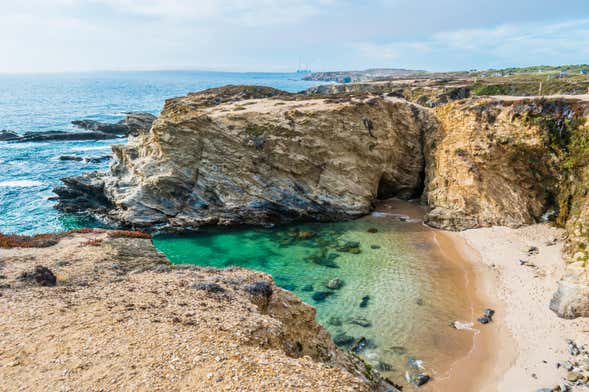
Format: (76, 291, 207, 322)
(0, 71, 322, 234)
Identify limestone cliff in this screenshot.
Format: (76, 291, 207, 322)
(0, 230, 393, 391)
(423, 98, 566, 230)
(55, 86, 437, 231)
(422, 97, 589, 318)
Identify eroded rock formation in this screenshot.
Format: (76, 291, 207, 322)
(55, 86, 437, 230)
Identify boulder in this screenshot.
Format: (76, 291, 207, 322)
(0, 130, 19, 141)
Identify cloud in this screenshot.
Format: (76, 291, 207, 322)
(351, 18, 589, 69)
(90, 0, 337, 25)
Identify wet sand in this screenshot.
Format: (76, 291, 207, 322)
(376, 199, 512, 391)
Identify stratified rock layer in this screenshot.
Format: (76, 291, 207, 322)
(56, 86, 437, 230)
(423, 97, 589, 318)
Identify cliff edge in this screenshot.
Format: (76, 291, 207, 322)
(0, 230, 393, 391)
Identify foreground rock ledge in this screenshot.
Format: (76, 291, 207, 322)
(0, 231, 394, 391)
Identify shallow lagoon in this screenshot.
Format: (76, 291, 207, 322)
(153, 201, 478, 387)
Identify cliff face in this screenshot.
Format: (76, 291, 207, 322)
(0, 231, 391, 391)
(423, 97, 589, 318)
(56, 86, 437, 231)
(423, 98, 565, 230)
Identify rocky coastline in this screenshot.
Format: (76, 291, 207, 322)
(0, 230, 395, 391)
(52, 85, 589, 321)
(0, 112, 156, 143)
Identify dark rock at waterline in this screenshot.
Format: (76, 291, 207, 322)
(410, 373, 430, 387)
(59, 155, 84, 162)
(312, 291, 333, 302)
(370, 244, 381, 249)
(333, 332, 355, 347)
(478, 308, 495, 324)
(360, 295, 370, 308)
(377, 361, 393, 372)
(192, 281, 225, 293)
(19, 266, 57, 287)
(351, 337, 367, 353)
(367, 227, 378, 233)
(86, 155, 112, 164)
(72, 120, 127, 134)
(326, 278, 344, 290)
(407, 357, 423, 370)
(301, 284, 314, 292)
(59, 155, 112, 163)
(0, 130, 19, 141)
(567, 339, 580, 356)
(17, 130, 120, 142)
(72, 112, 156, 137)
(53, 172, 113, 214)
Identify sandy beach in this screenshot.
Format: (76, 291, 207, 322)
(447, 223, 589, 391)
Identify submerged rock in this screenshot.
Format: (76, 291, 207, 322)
(301, 284, 314, 292)
(307, 251, 340, 268)
(326, 278, 344, 290)
(348, 317, 372, 328)
(359, 295, 370, 308)
(336, 241, 361, 253)
(327, 316, 343, 326)
(312, 291, 333, 302)
(72, 112, 156, 136)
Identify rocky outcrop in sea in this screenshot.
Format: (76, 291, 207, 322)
(0, 112, 156, 143)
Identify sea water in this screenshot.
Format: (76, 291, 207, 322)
(153, 203, 477, 387)
(0, 71, 322, 234)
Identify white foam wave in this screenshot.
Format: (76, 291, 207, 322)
(70, 145, 112, 151)
(3, 142, 49, 149)
(0, 180, 43, 188)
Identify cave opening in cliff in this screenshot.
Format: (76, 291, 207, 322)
(376, 174, 399, 199)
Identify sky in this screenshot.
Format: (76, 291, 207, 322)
(1, 0, 589, 74)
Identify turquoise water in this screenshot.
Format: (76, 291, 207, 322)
(153, 207, 477, 385)
(0, 71, 322, 234)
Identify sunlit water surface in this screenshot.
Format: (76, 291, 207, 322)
(153, 210, 476, 387)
